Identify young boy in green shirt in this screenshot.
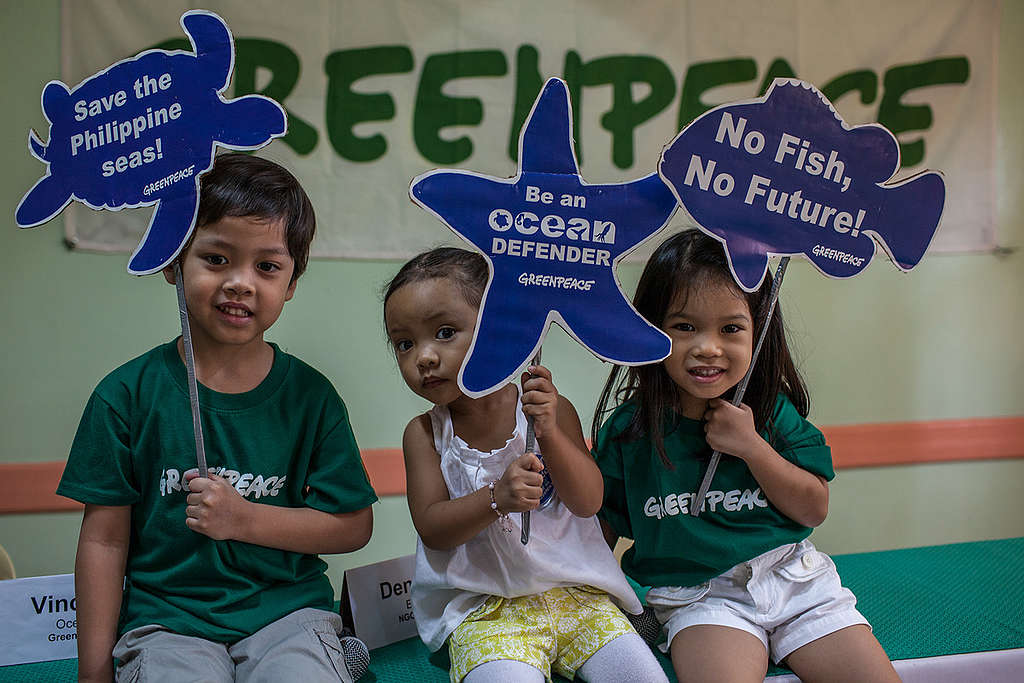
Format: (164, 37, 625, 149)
(58, 153, 378, 682)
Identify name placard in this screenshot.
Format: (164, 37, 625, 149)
(0, 574, 78, 666)
(341, 554, 417, 651)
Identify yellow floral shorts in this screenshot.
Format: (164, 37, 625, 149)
(448, 586, 635, 682)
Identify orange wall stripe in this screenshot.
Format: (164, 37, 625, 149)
(0, 462, 78, 515)
(361, 447, 407, 496)
(822, 416, 1024, 469)
(2, 417, 1022, 515)
(0, 449, 409, 515)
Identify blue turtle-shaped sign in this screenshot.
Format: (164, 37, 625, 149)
(15, 10, 286, 275)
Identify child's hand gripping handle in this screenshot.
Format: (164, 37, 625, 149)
(691, 258, 789, 516)
(521, 351, 542, 544)
(174, 262, 208, 478)
(521, 403, 538, 545)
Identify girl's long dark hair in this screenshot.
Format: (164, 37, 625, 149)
(591, 230, 809, 467)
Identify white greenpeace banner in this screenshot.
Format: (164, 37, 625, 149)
(0, 574, 77, 666)
(56, 0, 997, 260)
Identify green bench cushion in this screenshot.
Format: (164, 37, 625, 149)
(3, 537, 1022, 682)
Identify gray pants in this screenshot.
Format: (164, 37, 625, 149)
(113, 607, 354, 683)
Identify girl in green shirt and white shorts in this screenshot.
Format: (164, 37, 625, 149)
(593, 230, 899, 683)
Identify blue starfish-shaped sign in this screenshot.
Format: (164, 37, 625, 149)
(410, 78, 677, 398)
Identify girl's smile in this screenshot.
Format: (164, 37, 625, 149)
(661, 279, 754, 419)
(687, 365, 728, 383)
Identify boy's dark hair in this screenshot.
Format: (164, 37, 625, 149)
(382, 247, 489, 337)
(592, 229, 809, 467)
(195, 152, 315, 281)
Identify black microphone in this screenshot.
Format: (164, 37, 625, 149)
(626, 605, 662, 647)
(339, 628, 370, 680)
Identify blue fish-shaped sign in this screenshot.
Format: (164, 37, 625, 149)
(659, 79, 945, 291)
(15, 10, 286, 275)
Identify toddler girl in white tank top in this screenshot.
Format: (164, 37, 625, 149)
(384, 249, 667, 682)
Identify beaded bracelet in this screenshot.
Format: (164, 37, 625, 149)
(488, 481, 513, 533)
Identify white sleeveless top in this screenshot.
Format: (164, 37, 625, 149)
(411, 391, 642, 651)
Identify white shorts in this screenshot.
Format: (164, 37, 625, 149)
(645, 540, 869, 663)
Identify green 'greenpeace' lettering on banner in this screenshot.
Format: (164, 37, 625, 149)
(154, 38, 969, 170)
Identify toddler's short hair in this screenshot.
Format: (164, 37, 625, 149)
(383, 247, 489, 310)
(382, 247, 489, 342)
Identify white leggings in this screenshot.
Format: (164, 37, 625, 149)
(462, 632, 668, 682)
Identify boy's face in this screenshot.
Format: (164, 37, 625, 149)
(164, 215, 296, 354)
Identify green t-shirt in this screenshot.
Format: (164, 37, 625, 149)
(594, 394, 833, 588)
(58, 341, 378, 643)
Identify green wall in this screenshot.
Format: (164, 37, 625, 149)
(2, 2, 1022, 593)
